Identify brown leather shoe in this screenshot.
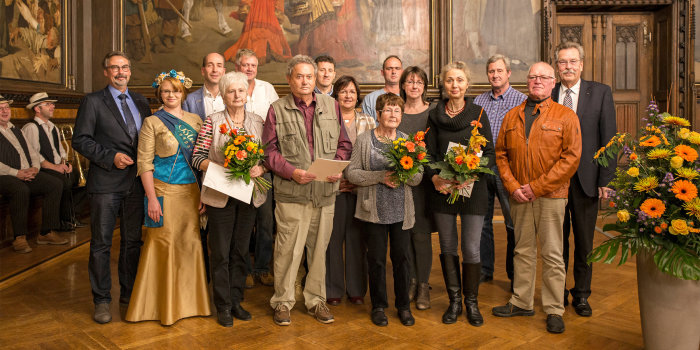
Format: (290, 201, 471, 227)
(308, 302, 334, 324)
(415, 283, 431, 310)
(12, 235, 32, 253)
(245, 274, 255, 289)
(37, 231, 69, 245)
(255, 272, 274, 286)
(273, 304, 291, 326)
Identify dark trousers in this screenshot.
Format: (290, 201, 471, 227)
(366, 221, 410, 311)
(480, 169, 515, 279)
(41, 168, 77, 222)
(88, 180, 144, 305)
(0, 173, 61, 237)
(325, 192, 367, 299)
(563, 176, 598, 299)
(245, 191, 274, 274)
(208, 198, 256, 310)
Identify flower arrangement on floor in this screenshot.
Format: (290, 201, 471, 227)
(219, 124, 271, 194)
(382, 129, 430, 185)
(588, 101, 700, 280)
(429, 114, 494, 204)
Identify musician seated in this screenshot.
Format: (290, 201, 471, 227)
(0, 94, 68, 253)
(21, 92, 84, 231)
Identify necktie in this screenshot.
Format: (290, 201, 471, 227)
(118, 94, 138, 140)
(563, 88, 573, 111)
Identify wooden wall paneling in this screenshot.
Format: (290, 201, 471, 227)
(654, 5, 672, 112)
(616, 103, 639, 138)
(90, 0, 122, 91)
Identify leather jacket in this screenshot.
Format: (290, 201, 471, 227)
(495, 97, 582, 199)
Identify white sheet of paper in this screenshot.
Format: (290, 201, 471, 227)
(306, 159, 350, 182)
(202, 163, 254, 204)
(446, 142, 475, 198)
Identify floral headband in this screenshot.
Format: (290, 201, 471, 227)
(152, 69, 193, 89)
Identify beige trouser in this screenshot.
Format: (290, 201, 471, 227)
(509, 197, 567, 316)
(270, 201, 335, 310)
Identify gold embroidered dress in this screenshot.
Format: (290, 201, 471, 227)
(126, 111, 210, 325)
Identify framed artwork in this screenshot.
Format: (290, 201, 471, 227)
(449, 0, 541, 85)
(0, 0, 67, 86)
(123, 0, 437, 88)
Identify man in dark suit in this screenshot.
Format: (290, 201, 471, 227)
(552, 42, 617, 317)
(73, 51, 151, 324)
(183, 52, 226, 120)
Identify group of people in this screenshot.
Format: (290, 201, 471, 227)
(0, 39, 616, 335)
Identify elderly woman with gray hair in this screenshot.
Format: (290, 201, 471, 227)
(191, 71, 267, 328)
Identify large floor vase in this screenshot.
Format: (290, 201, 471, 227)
(636, 248, 700, 350)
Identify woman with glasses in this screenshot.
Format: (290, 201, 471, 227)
(325, 75, 375, 306)
(346, 93, 423, 327)
(424, 61, 495, 326)
(126, 72, 211, 325)
(398, 66, 436, 311)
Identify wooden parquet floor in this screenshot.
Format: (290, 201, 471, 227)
(0, 214, 643, 349)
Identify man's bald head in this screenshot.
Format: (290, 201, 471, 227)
(526, 62, 556, 100)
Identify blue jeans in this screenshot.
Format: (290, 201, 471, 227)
(480, 168, 515, 279)
(88, 180, 144, 305)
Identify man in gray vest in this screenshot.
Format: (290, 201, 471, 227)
(23, 92, 83, 231)
(0, 94, 65, 254)
(262, 55, 352, 326)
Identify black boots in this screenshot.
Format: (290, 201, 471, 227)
(463, 262, 484, 327)
(440, 254, 462, 324)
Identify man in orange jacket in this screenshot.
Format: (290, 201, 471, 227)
(491, 62, 582, 334)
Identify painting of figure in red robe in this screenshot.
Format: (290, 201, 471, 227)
(126, 0, 433, 86)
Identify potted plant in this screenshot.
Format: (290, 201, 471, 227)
(588, 102, 700, 350)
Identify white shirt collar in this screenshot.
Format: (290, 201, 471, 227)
(563, 79, 581, 95)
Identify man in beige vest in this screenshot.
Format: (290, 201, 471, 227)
(262, 55, 352, 326)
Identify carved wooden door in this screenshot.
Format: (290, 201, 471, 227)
(555, 13, 654, 136)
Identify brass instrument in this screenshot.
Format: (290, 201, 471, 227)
(59, 124, 86, 187)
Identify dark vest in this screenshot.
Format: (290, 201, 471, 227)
(28, 120, 61, 164)
(0, 127, 33, 169)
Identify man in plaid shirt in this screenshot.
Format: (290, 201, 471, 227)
(473, 55, 526, 288)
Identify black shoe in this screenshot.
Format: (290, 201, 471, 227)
(398, 309, 415, 326)
(217, 309, 233, 327)
(464, 263, 484, 327)
(231, 303, 252, 320)
(571, 297, 592, 317)
(479, 274, 493, 283)
(57, 221, 74, 232)
(440, 254, 462, 324)
(546, 314, 565, 333)
(72, 219, 87, 228)
(370, 308, 388, 326)
(492, 302, 535, 317)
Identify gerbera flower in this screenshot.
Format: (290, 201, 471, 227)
(674, 145, 699, 162)
(465, 154, 480, 170)
(233, 135, 247, 145)
(663, 115, 691, 127)
(683, 198, 700, 219)
(671, 180, 698, 201)
(639, 135, 661, 147)
(634, 176, 659, 192)
(400, 156, 413, 170)
(640, 198, 666, 218)
(676, 167, 700, 180)
(647, 148, 672, 159)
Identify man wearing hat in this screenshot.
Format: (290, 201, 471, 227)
(0, 94, 67, 253)
(22, 92, 83, 231)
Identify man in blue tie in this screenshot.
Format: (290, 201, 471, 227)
(73, 51, 152, 324)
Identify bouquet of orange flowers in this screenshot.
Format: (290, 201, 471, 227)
(429, 117, 494, 204)
(219, 124, 271, 193)
(588, 101, 700, 280)
(383, 129, 430, 185)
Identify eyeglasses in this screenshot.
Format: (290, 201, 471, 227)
(405, 80, 424, 86)
(106, 65, 131, 72)
(527, 75, 555, 81)
(39, 102, 55, 107)
(0, 106, 10, 111)
(556, 59, 581, 66)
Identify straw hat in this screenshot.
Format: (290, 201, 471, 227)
(26, 92, 57, 109)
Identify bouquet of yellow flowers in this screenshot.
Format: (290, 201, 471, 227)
(219, 124, 271, 194)
(589, 101, 700, 280)
(429, 116, 494, 204)
(382, 129, 430, 185)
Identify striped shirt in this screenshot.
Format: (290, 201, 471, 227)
(474, 86, 527, 141)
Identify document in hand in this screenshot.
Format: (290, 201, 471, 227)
(306, 159, 351, 182)
(202, 162, 254, 204)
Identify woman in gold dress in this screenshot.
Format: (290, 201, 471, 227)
(126, 71, 211, 325)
